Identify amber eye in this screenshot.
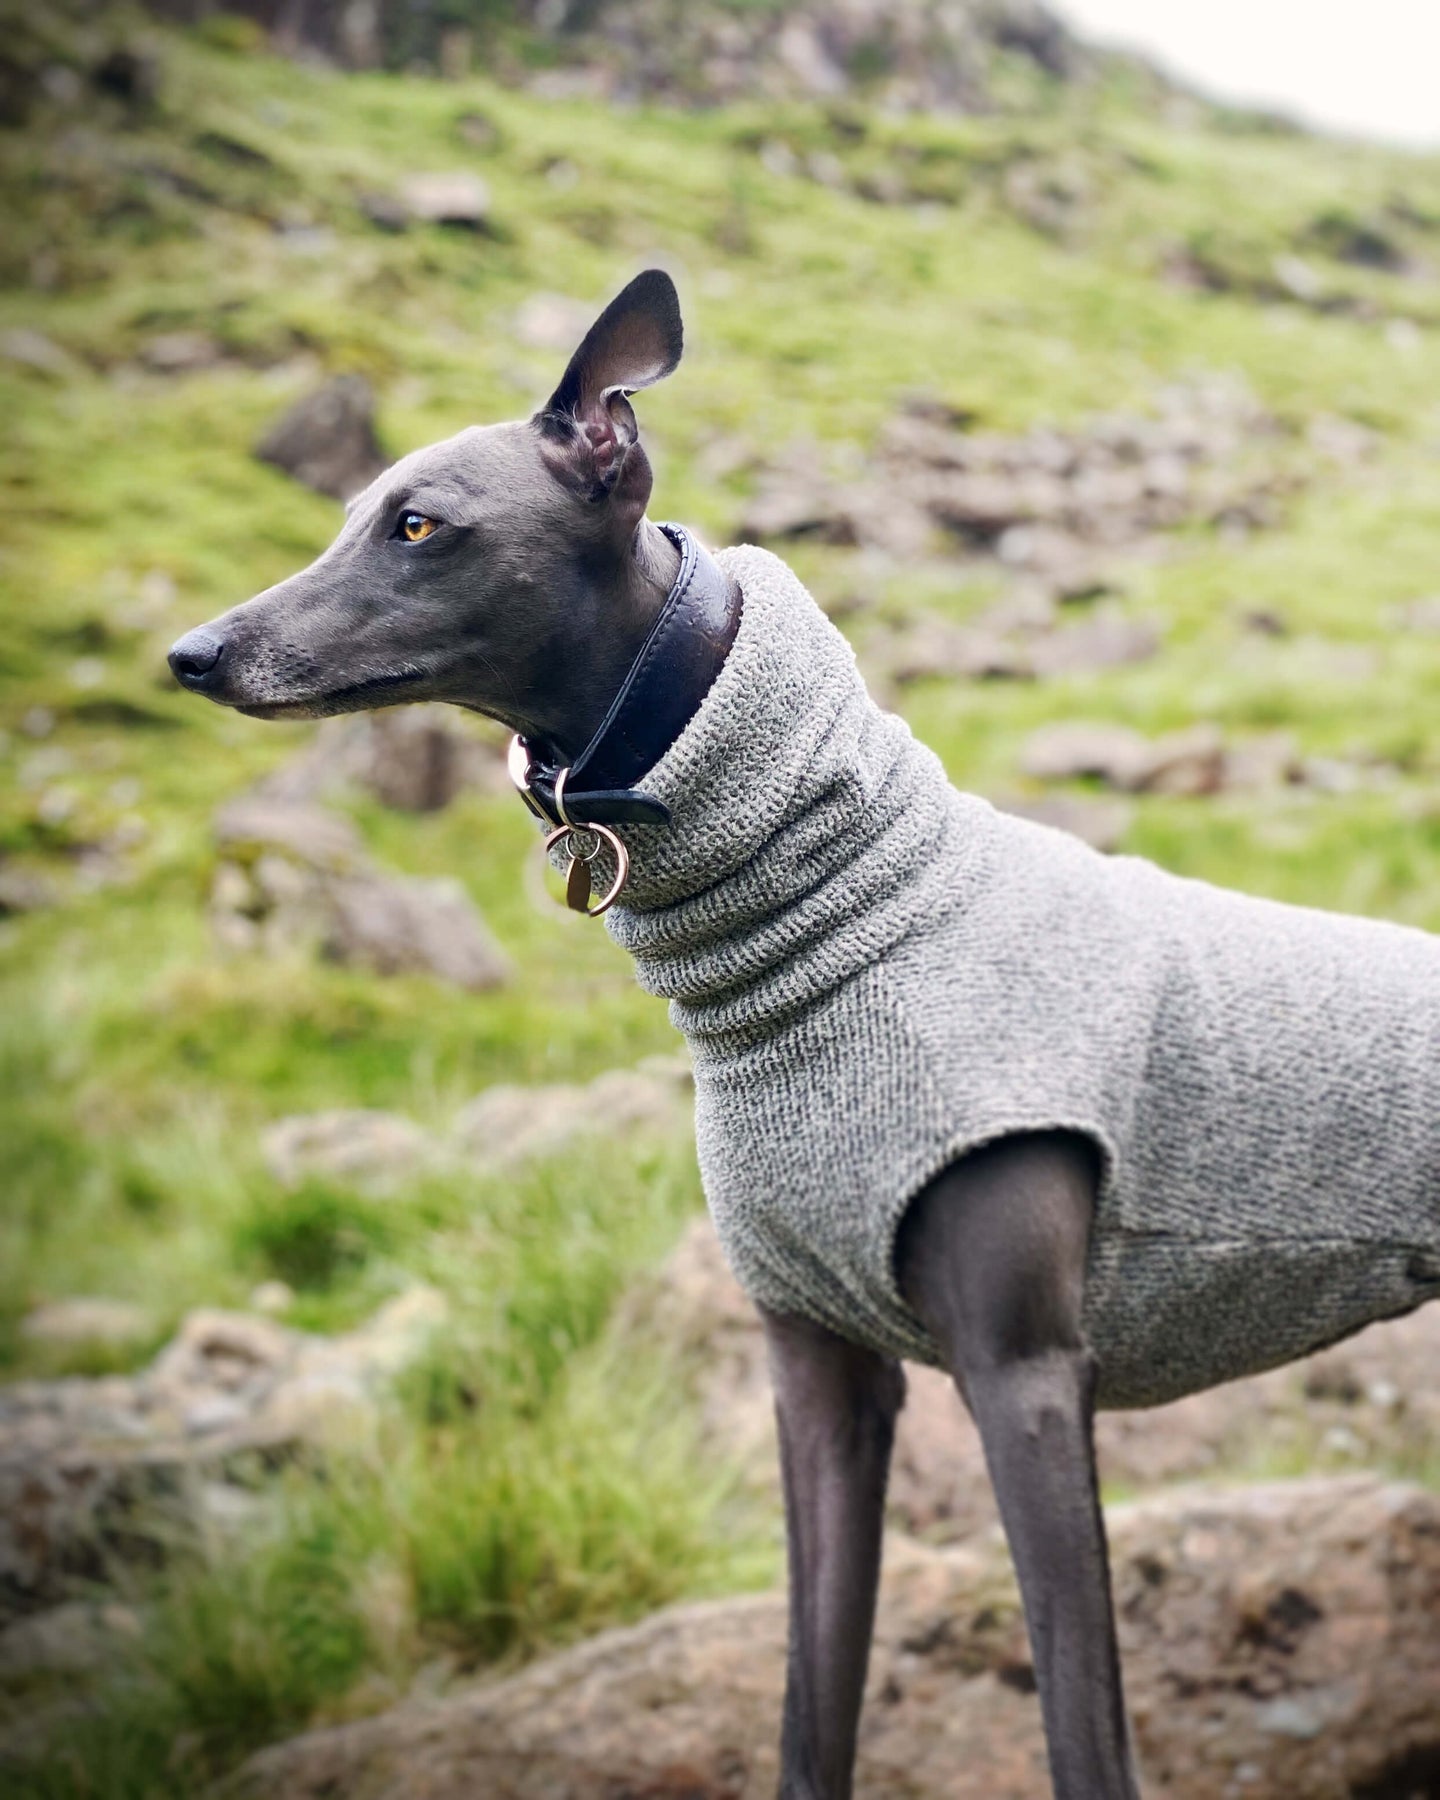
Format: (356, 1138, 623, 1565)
(397, 512, 439, 543)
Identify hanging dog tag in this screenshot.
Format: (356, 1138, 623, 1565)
(564, 850, 592, 913)
(542, 823, 631, 919)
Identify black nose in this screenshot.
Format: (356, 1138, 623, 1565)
(168, 628, 225, 688)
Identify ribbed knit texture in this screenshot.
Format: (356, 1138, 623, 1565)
(602, 545, 1440, 1407)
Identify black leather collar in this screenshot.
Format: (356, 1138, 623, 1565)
(511, 524, 742, 829)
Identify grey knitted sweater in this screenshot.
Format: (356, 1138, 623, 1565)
(604, 545, 1440, 1408)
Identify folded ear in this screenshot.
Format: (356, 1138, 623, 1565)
(536, 269, 683, 506)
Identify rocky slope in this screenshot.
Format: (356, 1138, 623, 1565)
(134, 0, 1120, 114)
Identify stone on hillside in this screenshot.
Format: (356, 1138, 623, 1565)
(739, 471, 853, 545)
(0, 328, 79, 379)
(214, 797, 366, 871)
(324, 873, 510, 989)
(356, 190, 410, 232)
(879, 618, 1033, 684)
(743, 376, 1289, 581)
(1019, 721, 1226, 794)
(140, 330, 218, 374)
(397, 171, 490, 228)
(225, 1476, 1440, 1800)
(261, 708, 506, 813)
(1391, 594, 1440, 634)
(261, 1110, 435, 1194)
(1222, 731, 1301, 792)
(210, 798, 511, 992)
(996, 792, 1133, 852)
(0, 1291, 447, 1615)
(1135, 723, 1228, 795)
(512, 293, 595, 352)
(453, 1063, 688, 1169)
(0, 862, 61, 914)
(1026, 613, 1161, 677)
(1018, 721, 1155, 787)
(254, 375, 387, 502)
(20, 1299, 155, 1350)
(0, 1600, 142, 1680)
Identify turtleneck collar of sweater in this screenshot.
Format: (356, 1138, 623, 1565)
(602, 545, 991, 1046)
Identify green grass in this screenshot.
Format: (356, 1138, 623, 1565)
(4, 6, 1440, 1792)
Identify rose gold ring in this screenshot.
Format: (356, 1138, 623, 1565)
(543, 822, 630, 918)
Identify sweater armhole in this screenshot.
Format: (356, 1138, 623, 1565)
(872, 960, 1121, 1312)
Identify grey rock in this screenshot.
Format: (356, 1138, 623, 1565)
(995, 792, 1134, 852)
(323, 873, 511, 990)
(512, 293, 597, 353)
(1222, 731, 1302, 792)
(223, 1476, 1440, 1800)
(260, 710, 511, 813)
(1019, 721, 1226, 794)
(1026, 613, 1161, 677)
(214, 800, 369, 871)
(140, 331, 218, 373)
(0, 328, 79, 379)
(210, 798, 510, 992)
(261, 1109, 435, 1194)
(254, 375, 387, 502)
(397, 172, 490, 228)
(356, 190, 410, 232)
(453, 1062, 690, 1169)
(0, 1292, 447, 1616)
(0, 1600, 142, 1681)
(0, 862, 61, 914)
(744, 377, 1288, 583)
(20, 1299, 155, 1350)
(1018, 721, 1158, 787)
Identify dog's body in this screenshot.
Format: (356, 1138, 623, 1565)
(172, 272, 1440, 1800)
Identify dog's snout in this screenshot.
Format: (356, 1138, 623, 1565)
(168, 628, 226, 689)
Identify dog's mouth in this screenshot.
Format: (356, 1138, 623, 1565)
(234, 666, 429, 720)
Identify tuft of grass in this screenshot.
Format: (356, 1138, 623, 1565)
(232, 1181, 396, 1292)
(7, 1338, 771, 1800)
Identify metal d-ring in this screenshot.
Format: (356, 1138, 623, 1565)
(543, 822, 630, 918)
(552, 764, 576, 828)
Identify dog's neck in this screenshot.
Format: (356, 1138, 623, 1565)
(511, 518, 681, 764)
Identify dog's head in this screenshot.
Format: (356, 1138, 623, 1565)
(168, 270, 683, 740)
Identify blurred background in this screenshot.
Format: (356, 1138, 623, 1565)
(3, 3, 1440, 1796)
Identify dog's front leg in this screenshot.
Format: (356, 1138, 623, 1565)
(761, 1306, 904, 1800)
(896, 1133, 1139, 1800)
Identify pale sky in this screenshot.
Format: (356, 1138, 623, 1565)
(1055, 0, 1440, 148)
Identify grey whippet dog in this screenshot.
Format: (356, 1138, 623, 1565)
(171, 270, 1431, 1799)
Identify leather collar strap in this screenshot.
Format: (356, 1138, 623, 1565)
(511, 524, 742, 829)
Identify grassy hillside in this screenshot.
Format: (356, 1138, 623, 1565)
(4, 11, 1440, 1794)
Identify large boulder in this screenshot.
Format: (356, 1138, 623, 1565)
(223, 1477, 1440, 1800)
